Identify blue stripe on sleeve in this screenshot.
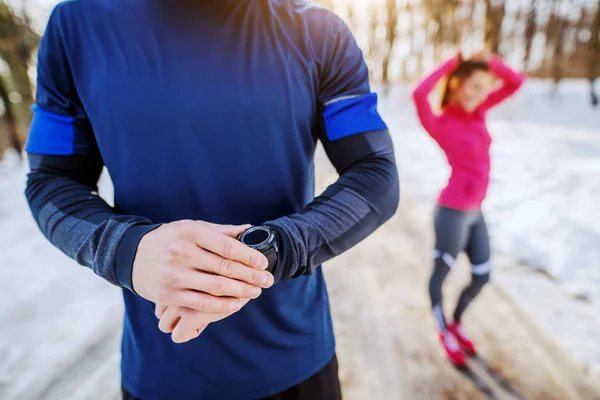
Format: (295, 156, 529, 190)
(322, 93, 388, 141)
(25, 105, 77, 155)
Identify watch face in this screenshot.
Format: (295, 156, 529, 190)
(242, 227, 271, 247)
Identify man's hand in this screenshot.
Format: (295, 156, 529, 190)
(154, 301, 251, 343)
(153, 222, 271, 343)
(131, 220, 274, 313)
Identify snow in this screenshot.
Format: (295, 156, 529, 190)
(1, 80, 599, 374)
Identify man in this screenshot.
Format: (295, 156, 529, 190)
(25, 1, 399, 399)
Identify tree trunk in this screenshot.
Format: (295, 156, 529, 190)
(422, 0, 444, 62)
(2, 49, 34, 133)
(0, 1, 39, 151)
(381, 0, 397, 85)
(524, 0, 537, 69)
(543, 1, 560, 71)
(551, 13, 567, 86)
(407, 1, 423, 79)
(367, 3, 379, 77)
(589, 3, 600, 106)
(0, 75, 22, 156)
(346, 2, 356, 33)
(484, 0, 505, 54)
(459, 0, 475, 47)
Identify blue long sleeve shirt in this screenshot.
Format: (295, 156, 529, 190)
(25, 1, 399, 399)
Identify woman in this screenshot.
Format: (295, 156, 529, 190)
(412, 51, 525, 366)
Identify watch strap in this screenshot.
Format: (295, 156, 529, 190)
(263, 246, 278, 274)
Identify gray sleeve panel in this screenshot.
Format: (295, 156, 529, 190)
(265, 130, 400, 282)
(25, 154, 161, 292)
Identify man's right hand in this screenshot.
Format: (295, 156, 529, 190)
(131, 220, 274, 313)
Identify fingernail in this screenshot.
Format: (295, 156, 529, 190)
(260, 257, 268, 270)
(262, 274, 273, 288)
(252, 287, 261, 298)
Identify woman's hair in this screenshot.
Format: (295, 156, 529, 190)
(441, 59, 489, 108)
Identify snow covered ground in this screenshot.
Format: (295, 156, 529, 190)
(1, 79, 599, 374)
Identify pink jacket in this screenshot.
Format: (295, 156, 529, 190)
(412, 56, 526, 211)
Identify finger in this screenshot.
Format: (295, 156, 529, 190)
(171, 312, 210, 344)
(158, 307, 181, 334)
(172, 323, 209, 344)
(197, 298, 251, 324)
(174, 290, 246, 313)
(170, 297, 253, 343)
(171, 297, 251, 343)
(187, 225, 268, 270)
(155, 304, 167, 319)
(180, 269, 263, 299)
(182, 244, 273, 288)
(198, 221, 252, 238)
(180, 298, 252, 325)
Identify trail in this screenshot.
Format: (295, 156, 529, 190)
(317, 155, 600, 400)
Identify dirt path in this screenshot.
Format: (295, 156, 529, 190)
(316, 161, 600, 400)
(1, 158, 599, 399)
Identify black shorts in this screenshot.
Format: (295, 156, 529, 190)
(122, 354, 342, 400)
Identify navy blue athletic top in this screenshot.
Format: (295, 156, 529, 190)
(25, 1, 399, 399)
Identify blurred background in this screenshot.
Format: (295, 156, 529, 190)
(0, 0, 599, 399)
(320, 0, 600, 87)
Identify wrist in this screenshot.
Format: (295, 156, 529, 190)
(487, 55, 504, 69)
(264, 222, 300, 283)
(115, 223, 163, 293)
(238, 225, 279, 276)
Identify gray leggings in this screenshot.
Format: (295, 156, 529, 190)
(429, 206, 491, 331)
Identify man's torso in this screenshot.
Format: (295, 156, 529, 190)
(55, 1, 336, 398)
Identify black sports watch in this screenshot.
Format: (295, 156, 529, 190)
(238, 225, 278, 274)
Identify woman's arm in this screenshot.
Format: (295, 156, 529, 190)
(412, 57, 459, 133)
(478, 56, 526, 112)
